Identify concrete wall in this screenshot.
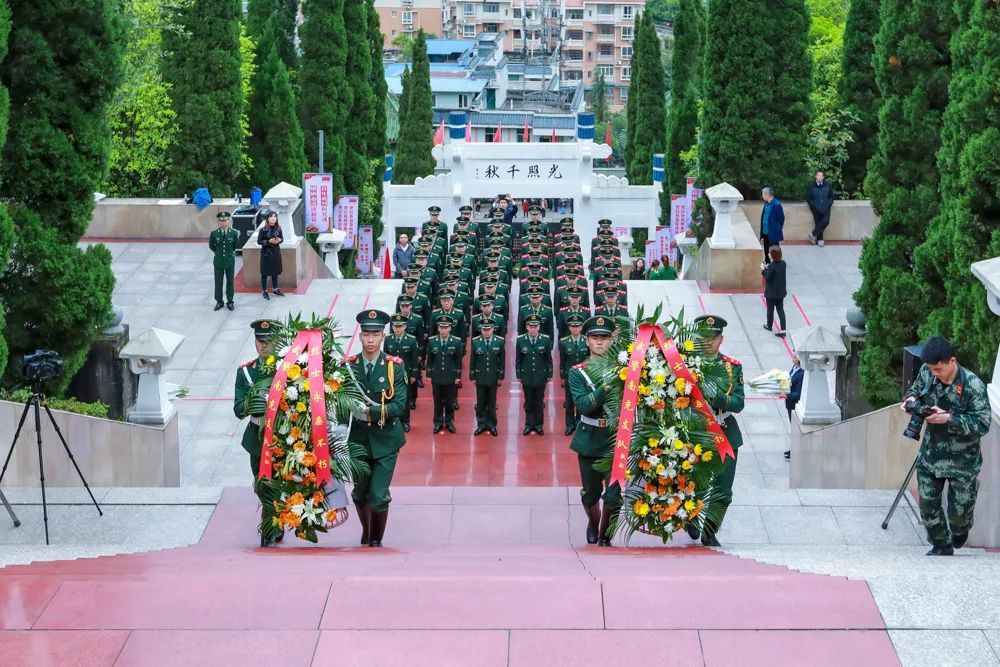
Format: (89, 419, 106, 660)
(87, 198, 244, 239)
(740, 200, 878, 242)
(790, 404, 1000, 547)
(0, 400, 179, 487)
(682, 209, 764, 290)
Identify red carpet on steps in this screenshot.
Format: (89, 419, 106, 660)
(0, 487, 900, 666)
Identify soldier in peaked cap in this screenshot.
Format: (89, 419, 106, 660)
(348, 309, 409, 547)
(384, 314, 421, 433)
(518, 285, 554, 339)
(210, 210, 239, 311)
(515, 313, 552, 435)
(426, 313, 464, 433)
(559, 313, 589, 436)
(557, 286, 591, 339)
(470, 318, 505, 436)
(569, 315, 621, 546)
(235, 319, 282, 546)
(471, 293, 507, 338)
(687, 314, 744, 548)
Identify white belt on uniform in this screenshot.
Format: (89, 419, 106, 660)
(715, 411, 733, 422)
(249, 416, 260, 426)
(579, 415, 607, 428)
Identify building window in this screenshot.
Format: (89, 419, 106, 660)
(598, 64, 614, 77)
(564, 70, 583, 81)
(464, 3, 475, 16)
(598, 24, 614, 36)
(621, 26, 634, 41)
(568, 30, 583, 40)
(567, 50, 583, 62)
(458, 94, 469, 108)
(599, 44, 614, 58)
(620, 88, 628, 101)
(483, 2, 499, 13)
(513, 29, 521, 39)
(621, 67, 631, 81)
(513, 8, 521, 18)
(402, 10, 412, 24)
(621, 46, 633, 60)
(390, 10, 396, 17)
(463, 24, 476, 37)
(567, 9, 583, 20)
(484, 23, 500, 33)
(391, 29, 397, 36)
(622, 5, 634, 19)
(597, 4, 614, 15)
(432, 95, 437, 107)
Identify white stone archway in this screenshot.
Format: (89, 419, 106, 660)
(383, 113, 662, 265)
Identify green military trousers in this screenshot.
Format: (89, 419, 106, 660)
(708, 447, 739, 534)
(349, 423, 399, 514)
(214, 264, 235, 305)
(577, 455, 622, 509)
(917, 465, 979, 547)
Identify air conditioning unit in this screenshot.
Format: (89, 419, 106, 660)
(402, 0, 412, 5)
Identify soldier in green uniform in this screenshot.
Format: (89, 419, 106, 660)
(688, 314, 745, 547)
(559, 314, 589, 436)
(384, 315, 421, 433)
(209, 211, 239, 311)
(903, 336, 993, 556)
(557, 287, 591, 339)
(426, 314, 464, 433)
(518, 286, 555, 339)
(568, 315, 621, 546)
(471, 294, 507, 338)
(348, 309, 409, 547)
(478, 279, 509, 319)
(516, 313, 552, 435)
(432, 290, 468, 344)
(234, 319, 281, 546)
(470, 319, 505, 436)
(595, 289, 629, 319)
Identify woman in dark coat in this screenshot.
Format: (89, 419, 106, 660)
(629, 257, 646, 280)
(258, 210, 284, 299)
(761, 246, 787, 337)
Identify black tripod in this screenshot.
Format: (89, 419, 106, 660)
(881, 457, 922, 530)
(0, 387, 103, 544)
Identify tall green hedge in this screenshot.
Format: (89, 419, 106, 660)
(626, 11, 666, 185)
(665, 0, 704, 194)
(913, 0, 999, 380)
(838, 0, 879, 196)
(393, 30, 435, 184)
(0, 0, 9, 379)
(343, 0, 373, 197)
(700, 0, 812, 197)
(0, 0, 121, 391)
(366, 0, 388, 245)
(854, 0, 954, 406)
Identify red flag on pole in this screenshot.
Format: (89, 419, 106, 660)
(465, 120, 472, 142)
(551, 122, 557, 142)
(605, 122, 613, 164)
(433, 119, 445, 146)
(493, 124, 502, 143)
(523, 117, 530, 142)
(382, 244, 392, 279)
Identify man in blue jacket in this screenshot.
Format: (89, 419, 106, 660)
(807, 170, 835, 247)
(760, 187, 784, 265)
(784, 355, 804, 461)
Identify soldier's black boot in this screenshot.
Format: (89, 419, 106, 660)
(369, 511, 388, 547)
(686, 523, 701, 542)
(584, 502, 601, 544)
(927, 544, 955, 556)
(355, 502, 371, 546)
(597, 505, 617, 547)
(701, 531, 721, 548)
(952, 532, 969, 549)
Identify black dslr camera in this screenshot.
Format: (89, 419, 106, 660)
(22, 350, 64, 383)
(902, 396, 935, 440)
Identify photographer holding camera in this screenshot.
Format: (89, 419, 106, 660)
(903, 336, 992, 556)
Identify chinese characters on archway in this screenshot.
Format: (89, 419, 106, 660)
(475, 163, 564, 181)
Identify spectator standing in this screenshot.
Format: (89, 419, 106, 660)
(783, 356, 804, 461)
(629, 257, 646, 280)
(392, 233, 414, 278)
(760, 187, 785, 265)
(807, 170, 835, 247)
(257, 209, 284, 300)
(647, 259, 664, 279)
(761, 246, 787, 337)
(660, 255, 677, 280)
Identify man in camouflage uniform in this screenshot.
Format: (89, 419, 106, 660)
(569, 315, 621, 546)
(904, 336, 993, 556)
(690, 314, 744, 548)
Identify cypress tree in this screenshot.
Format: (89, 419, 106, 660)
(163, 0, 243, 195)
(247, 0, 298, 72)
(624, 16, 640, 181)
(343, 0, 374, 196)
(913, 0, 999, 379)
(393, 30, 435, 184)
(589, 71, 610, 124)
(367, 0, 388, 244)
(300, 0, 351, 194)
(247, 19, 308, 187)
(700, 0, 812, 197)
(627, 12, 666, 185)
(838, 0, 880, 196)
(0, 0, 121, 390)
(0, 0, 9, 378)
(665, 0, 704, 194)
(854, 0, 954, 406)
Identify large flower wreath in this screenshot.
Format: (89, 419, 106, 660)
(245, 314, 370, 543)
(588, 305, 737, 543)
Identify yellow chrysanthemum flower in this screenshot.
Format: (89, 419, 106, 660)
(634, 501, 650, 516)
(627, 343, 635, 354)
(674, 377, 686, 392)
(653, 371, 666, 384)
(684, 340, 695, 352)
(303, 380, 310, 392)
(682, 460, 693, 470)
(694, 444, 703, 456)
(286, 364, 302, 380)
(673, 439, 686, 451)
(295, 402, 307, 413)
(266, 355, 275, 366)
(655, 463, 666, 474)
(684, 499, 696, 512)
(618, 367, 628, 381)
(637, 384, 651, 396)
(647, 437, 660, 448)
(702, 451, 714, 462)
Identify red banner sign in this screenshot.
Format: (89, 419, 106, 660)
(610, 324, 735, 487)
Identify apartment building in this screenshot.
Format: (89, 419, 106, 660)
(374, 0, 446, 47)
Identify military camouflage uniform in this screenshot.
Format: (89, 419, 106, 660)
(905, 365, 992, 547)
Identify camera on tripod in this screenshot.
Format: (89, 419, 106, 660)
(902, 396, 935, 440)
(22, 350, 63, 383)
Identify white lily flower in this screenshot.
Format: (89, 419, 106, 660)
(648, 455, 661, 466)
(298, 352, 309, 365)
(285, 386, 299, 401)
(278, 346, 290, 358)
(617, 351, 629, 364)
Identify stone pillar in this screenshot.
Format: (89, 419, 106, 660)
(969, 257, 1000, 548)
(316, 230, 346, 279)
(120, 328, 185, 426)
(835, 305, 875, 420)
(971, 257, 1000, 412)
(706, 182, 743, 249)
(790, 325, 847, 425)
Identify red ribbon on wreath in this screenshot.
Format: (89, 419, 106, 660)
(259, 329, 333, 484)
(609, 324, 735, 487)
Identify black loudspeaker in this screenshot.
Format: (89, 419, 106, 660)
(902, 344, 924, 395)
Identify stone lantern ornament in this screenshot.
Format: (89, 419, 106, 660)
(706, 182, 744, 249)
(260, 181, 301, 245)
(971, 256, 1000, 413)
(120, 328, 185, 426)
(316, 228, 347, 279)
(789, 325, 848, 425)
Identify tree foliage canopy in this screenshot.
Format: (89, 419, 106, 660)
(393, 30, 435, 185)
